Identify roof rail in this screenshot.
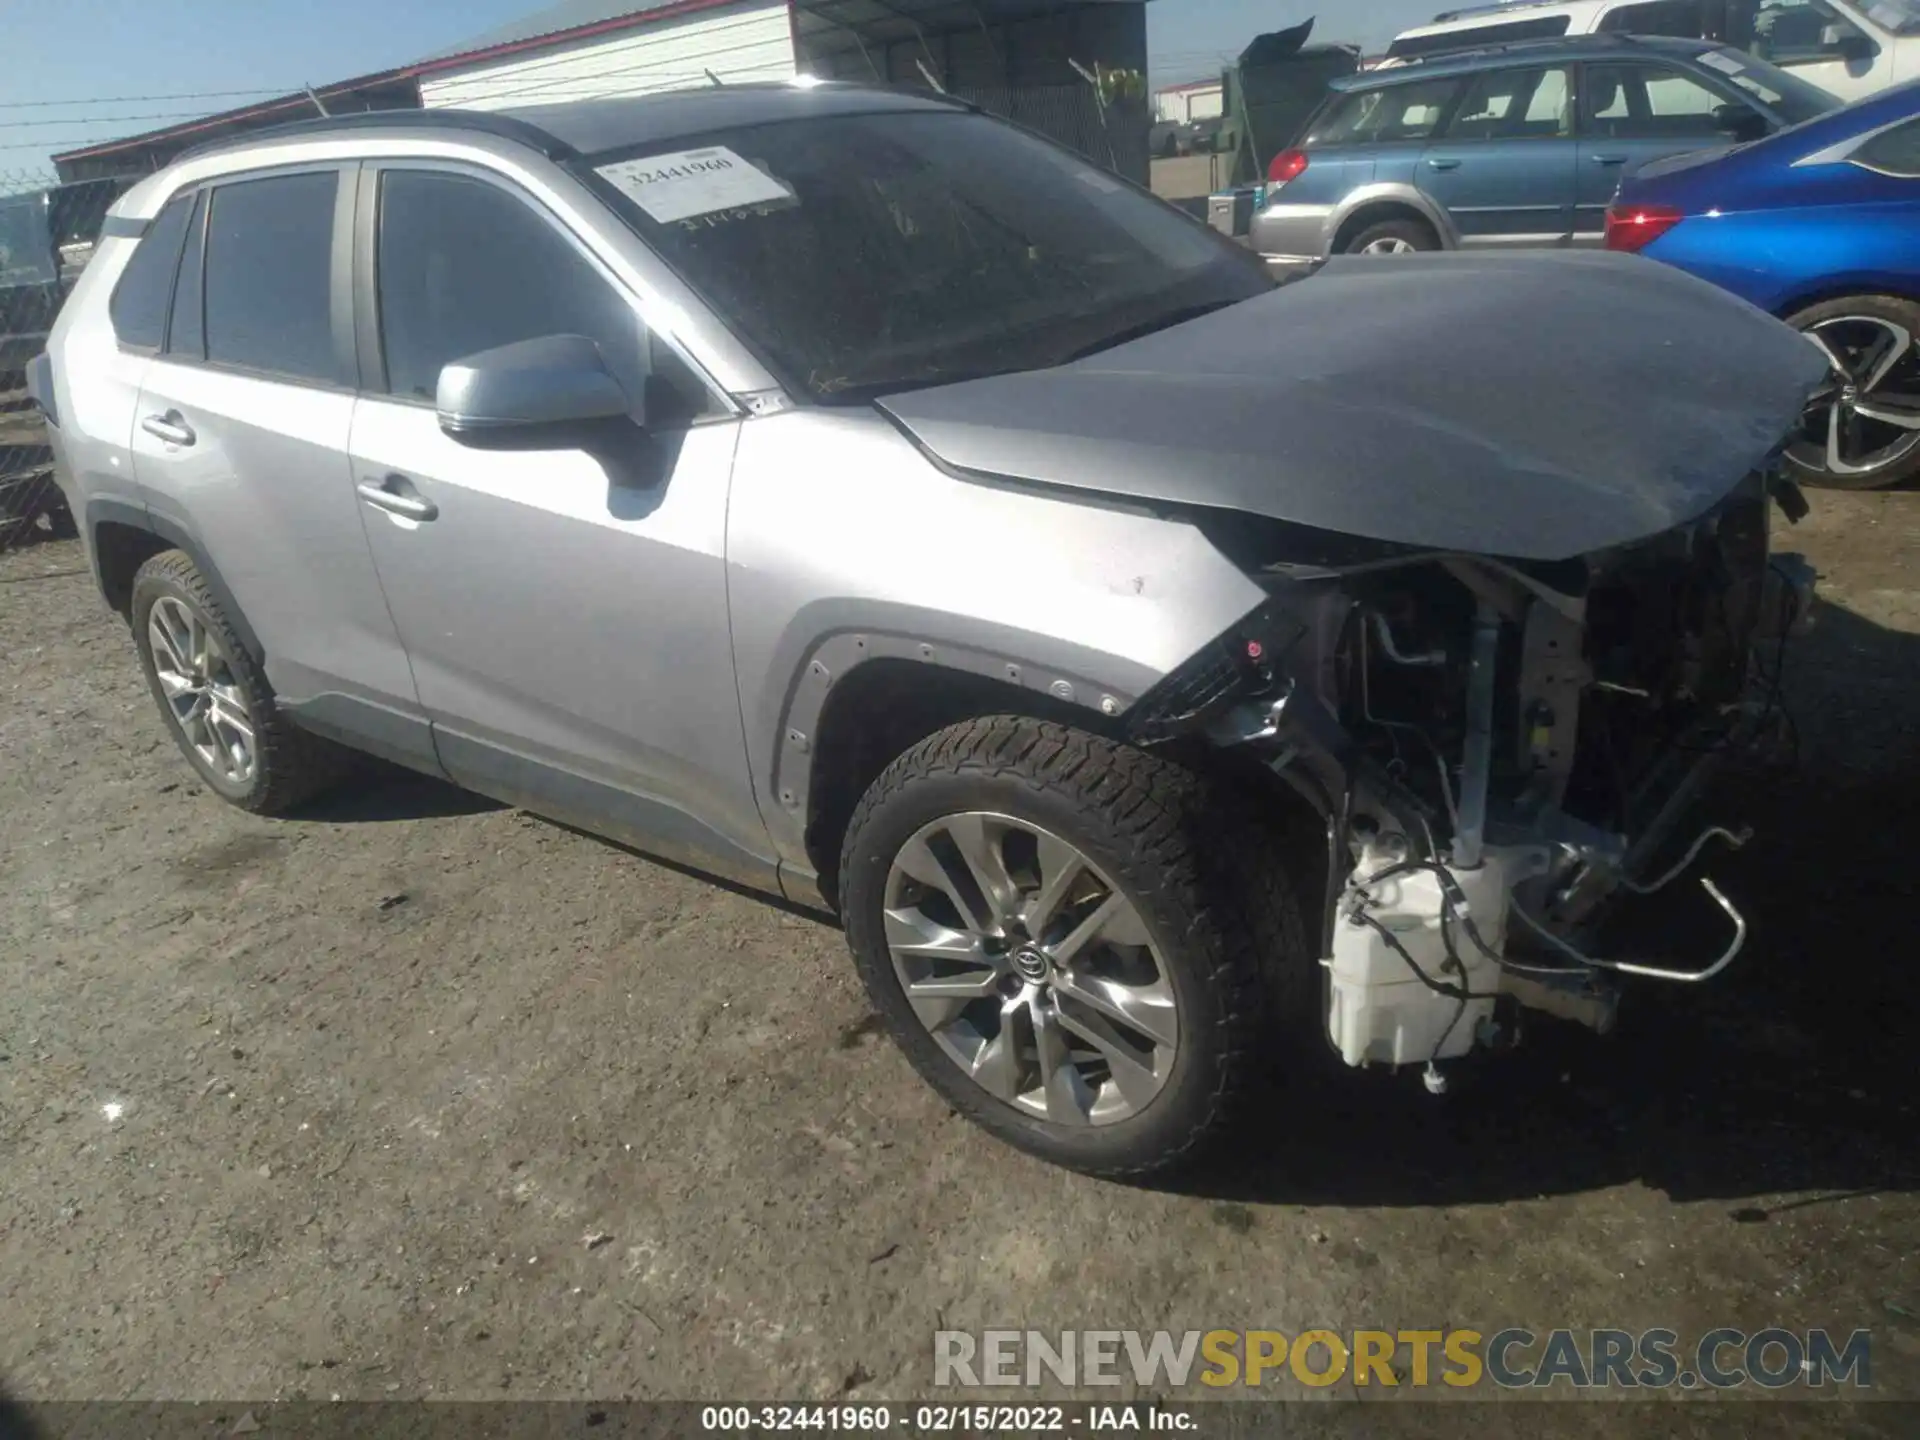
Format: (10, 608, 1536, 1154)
(1428, 0, 1567, 22)
(178, 108, 575, 165)
(1394, 31, 1649, 65)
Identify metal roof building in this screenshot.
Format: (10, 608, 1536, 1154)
(56, 0, 1152, 184)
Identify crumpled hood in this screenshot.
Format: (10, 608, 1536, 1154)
(876, 249, 1827, 562)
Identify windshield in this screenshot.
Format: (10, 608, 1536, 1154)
(0, 194, 55, 288)
(579, 109, 1273, 404)
(1698, 44, 1845, 122)
(1860, 0, 1920, 34)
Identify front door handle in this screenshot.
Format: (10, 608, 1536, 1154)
(1590, 154, 1629, 166)
(357, 476, 439, 522)
(140, 411, 195, 447)
(1427, 157, 1462, 171)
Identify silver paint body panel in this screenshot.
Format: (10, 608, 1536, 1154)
(41, 109, 1268, 905)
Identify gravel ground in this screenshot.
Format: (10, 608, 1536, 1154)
(0, 490, 1915, 1419)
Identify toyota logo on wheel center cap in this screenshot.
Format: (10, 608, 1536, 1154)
(1011, 946, 1050, 982)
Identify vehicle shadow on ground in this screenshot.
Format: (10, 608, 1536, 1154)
(293, 765, 506, 824)
(1179, 598, 1920, 1211)
(0, 1384, 38, 1440)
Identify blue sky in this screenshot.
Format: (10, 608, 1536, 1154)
(0, 0, 1441, 177)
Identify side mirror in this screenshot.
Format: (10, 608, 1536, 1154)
(1835, 28, 1878, 63)
(1714, 105, 1770, 143)
(435, 334, 636, 439)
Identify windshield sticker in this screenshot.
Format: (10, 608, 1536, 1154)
(596, 147, 794, 224)
(1697, 50, 1747, 75)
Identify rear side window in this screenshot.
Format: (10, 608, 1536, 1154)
(1443, 67, 1574, 140)
(1854, 117, 1920, 177)
(166, 192, 208, 359)
(1385, 16, 1571, 60)
(374, 169, 708, 420)
(1307, 78, 1462, 146)
(1597, 1, 1710, 36)
(203, 172, 340, 384)
(108, 194, 192, 351)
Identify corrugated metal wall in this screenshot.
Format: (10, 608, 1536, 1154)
(419, 0, 796, 111)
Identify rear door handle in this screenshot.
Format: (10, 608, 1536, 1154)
(356, 476, 439, 522)
(1591, 154, 1629, 166)
(1427, 157, 1462, 171)
(140, 411, 195, 447)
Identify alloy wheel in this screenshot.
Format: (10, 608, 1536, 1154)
(148, 595, 257, 785)
(1360, 237, 1418, 256)
(882, 812, 1178, 1127)
(1796, 315, 1920, 479)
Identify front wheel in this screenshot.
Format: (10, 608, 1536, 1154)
(1785, 295, 1920, 491)
(838, 716, 1315, 1179)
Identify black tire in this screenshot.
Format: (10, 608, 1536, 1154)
(838, 716, 1316, 1180)
(1342, 216, 1438, 256)
(1782, 294, 1920, 492)
(129, 549, 348, 815)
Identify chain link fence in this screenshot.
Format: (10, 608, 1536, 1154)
(3, 167, 124, 551)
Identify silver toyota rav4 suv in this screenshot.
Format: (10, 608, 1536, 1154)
(32, 82, 1826, 1178)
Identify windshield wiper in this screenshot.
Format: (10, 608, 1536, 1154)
(1054, 298, 1245, 365)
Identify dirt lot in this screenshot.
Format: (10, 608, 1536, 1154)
(0, 488, 1916, 1417)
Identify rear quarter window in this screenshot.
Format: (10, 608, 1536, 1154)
(107, 194, 193, 351)
(1308, 78, 1463, 146)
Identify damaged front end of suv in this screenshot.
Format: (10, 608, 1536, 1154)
(879, 248, 1831, 1081)
(1127, 466, 1817, 1076)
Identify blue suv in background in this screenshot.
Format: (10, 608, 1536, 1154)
(1250, 34, 1840, 262)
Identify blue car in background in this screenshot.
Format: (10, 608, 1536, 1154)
(1250, 33, 1838, 261)
(1610, 80, 1920, 489)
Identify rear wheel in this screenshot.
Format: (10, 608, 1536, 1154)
(1343, 217, 1437, 256)
(1784, 295, 1920, 491)
(130, 549, 349, 814)
(838, 716, 1316, 1179)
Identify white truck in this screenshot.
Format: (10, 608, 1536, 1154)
(1385, 0, 1920, 101)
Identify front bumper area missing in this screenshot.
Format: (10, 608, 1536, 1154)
(1129, 517, 1819, 1080)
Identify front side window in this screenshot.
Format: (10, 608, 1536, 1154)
(1443, 67, 1574, 141)
(1729, 0, 1876, 63)
(1692, 47, 1845, 121)
(1853, 115, 1920, 176)
(203, 172, 339, 384)
(1597, 1, 1711, 36)
(1308, 79, 1464, 146)
(107, 192, 193, 351)
(1584, 62, 1744, 138)
(580, 110, 1272, 405)
(374, 168, 702, 416)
